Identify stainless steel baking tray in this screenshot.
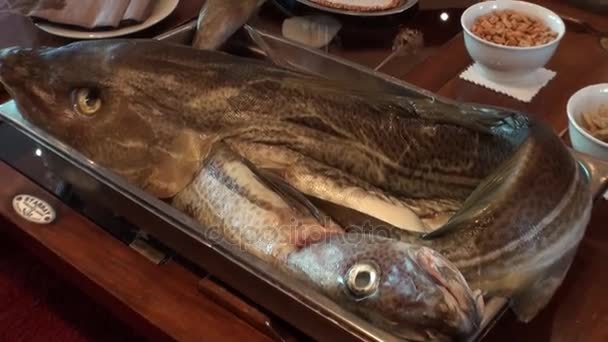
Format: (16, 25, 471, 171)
(1, 19, 607, 342)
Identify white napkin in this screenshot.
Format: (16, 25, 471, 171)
(604, 190, 608, 200)
(459, 63, 556, 103)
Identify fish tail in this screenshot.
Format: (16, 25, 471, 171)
(510, 244, 579, 322)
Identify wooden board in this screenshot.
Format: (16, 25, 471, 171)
(0, 161, 271, 342)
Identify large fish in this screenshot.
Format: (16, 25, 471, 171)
(0, 40, 484, 340)
(0, 39, 591, 334)
(194, 0, 596, 318)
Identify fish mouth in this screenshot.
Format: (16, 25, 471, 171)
(0, 46, 33, 88)
(0, 46, 56, 126)
(416, 247, 484, 336)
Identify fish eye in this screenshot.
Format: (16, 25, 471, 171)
(72, 88, 101, 116)
(345, 261, 380, 298)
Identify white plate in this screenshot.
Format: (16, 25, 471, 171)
(295, 0, 418, 17)
(34, 0, 179, 39)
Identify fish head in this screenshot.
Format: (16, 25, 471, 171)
(287, 235, 483, 341)
(0, 41, 142, 144)
(0, 41, 203, 197)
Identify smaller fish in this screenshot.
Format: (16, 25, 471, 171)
(167, 143, 484, 340)
(193, 0, 265, 50)
(288, 235, 484, 341)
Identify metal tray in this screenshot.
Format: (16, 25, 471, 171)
(1, 20, 607, 342)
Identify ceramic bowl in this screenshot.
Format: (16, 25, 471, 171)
(461, 1, 565, 82)
(567, 83, 608, 160)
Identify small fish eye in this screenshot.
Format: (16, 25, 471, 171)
(72, 88, 101, 116)
(345, 261, 380, 298)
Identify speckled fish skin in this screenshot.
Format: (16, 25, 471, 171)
(372, 122, 593, 321)
(170, 143, 483, 339)
(0, 40, 489, 339)
(447, 124, 592, 321)
(0, 39, 592, 327)
(287, 235, 484, 341)
(0, 40, 522, 204)
(171, 142, 344, 264)
(0, 41, 483, 340)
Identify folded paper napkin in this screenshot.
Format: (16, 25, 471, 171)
(28, 0, 154, 29)
(459, 63, 557, 103)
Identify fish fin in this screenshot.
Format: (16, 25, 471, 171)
(193, 0, 265, 50)
(258, 169, 332, 225)
(422, 148, 523, 239)
(243, 25, 298, 72)
(172, 143, 341, 262)
(306, 195, 419, 241)
(405, 98, 530, 138)
(144, 130, 207, 198)
(277, 76, 529, 137)
(232, 155, 331, 226)
(510, 246, 578, 322)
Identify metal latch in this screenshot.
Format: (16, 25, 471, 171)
(129, 231, 169, 265)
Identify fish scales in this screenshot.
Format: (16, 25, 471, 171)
(229, 140, 463, 230)
(171, 143, 343, 263)
(40, 40, 516, 202)
(170, 143, 483, 340)
(424, 126, 584, 266)
(381, 123, 591, 319)
(0, 39, 593, 339)
(0, 40, 489, 340)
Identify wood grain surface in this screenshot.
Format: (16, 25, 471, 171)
(0, 161, 271, 342)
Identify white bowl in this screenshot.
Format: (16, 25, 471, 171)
(461, 1, 565, 82)
(567, 83, 608, 160)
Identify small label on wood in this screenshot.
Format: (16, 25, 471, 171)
(12, 194, 56, 224)
(601, 37, 608, 52)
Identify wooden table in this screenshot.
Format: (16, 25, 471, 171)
(0, 0, 607, 341)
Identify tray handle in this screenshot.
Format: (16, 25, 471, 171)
(571, 148, 608, 200)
